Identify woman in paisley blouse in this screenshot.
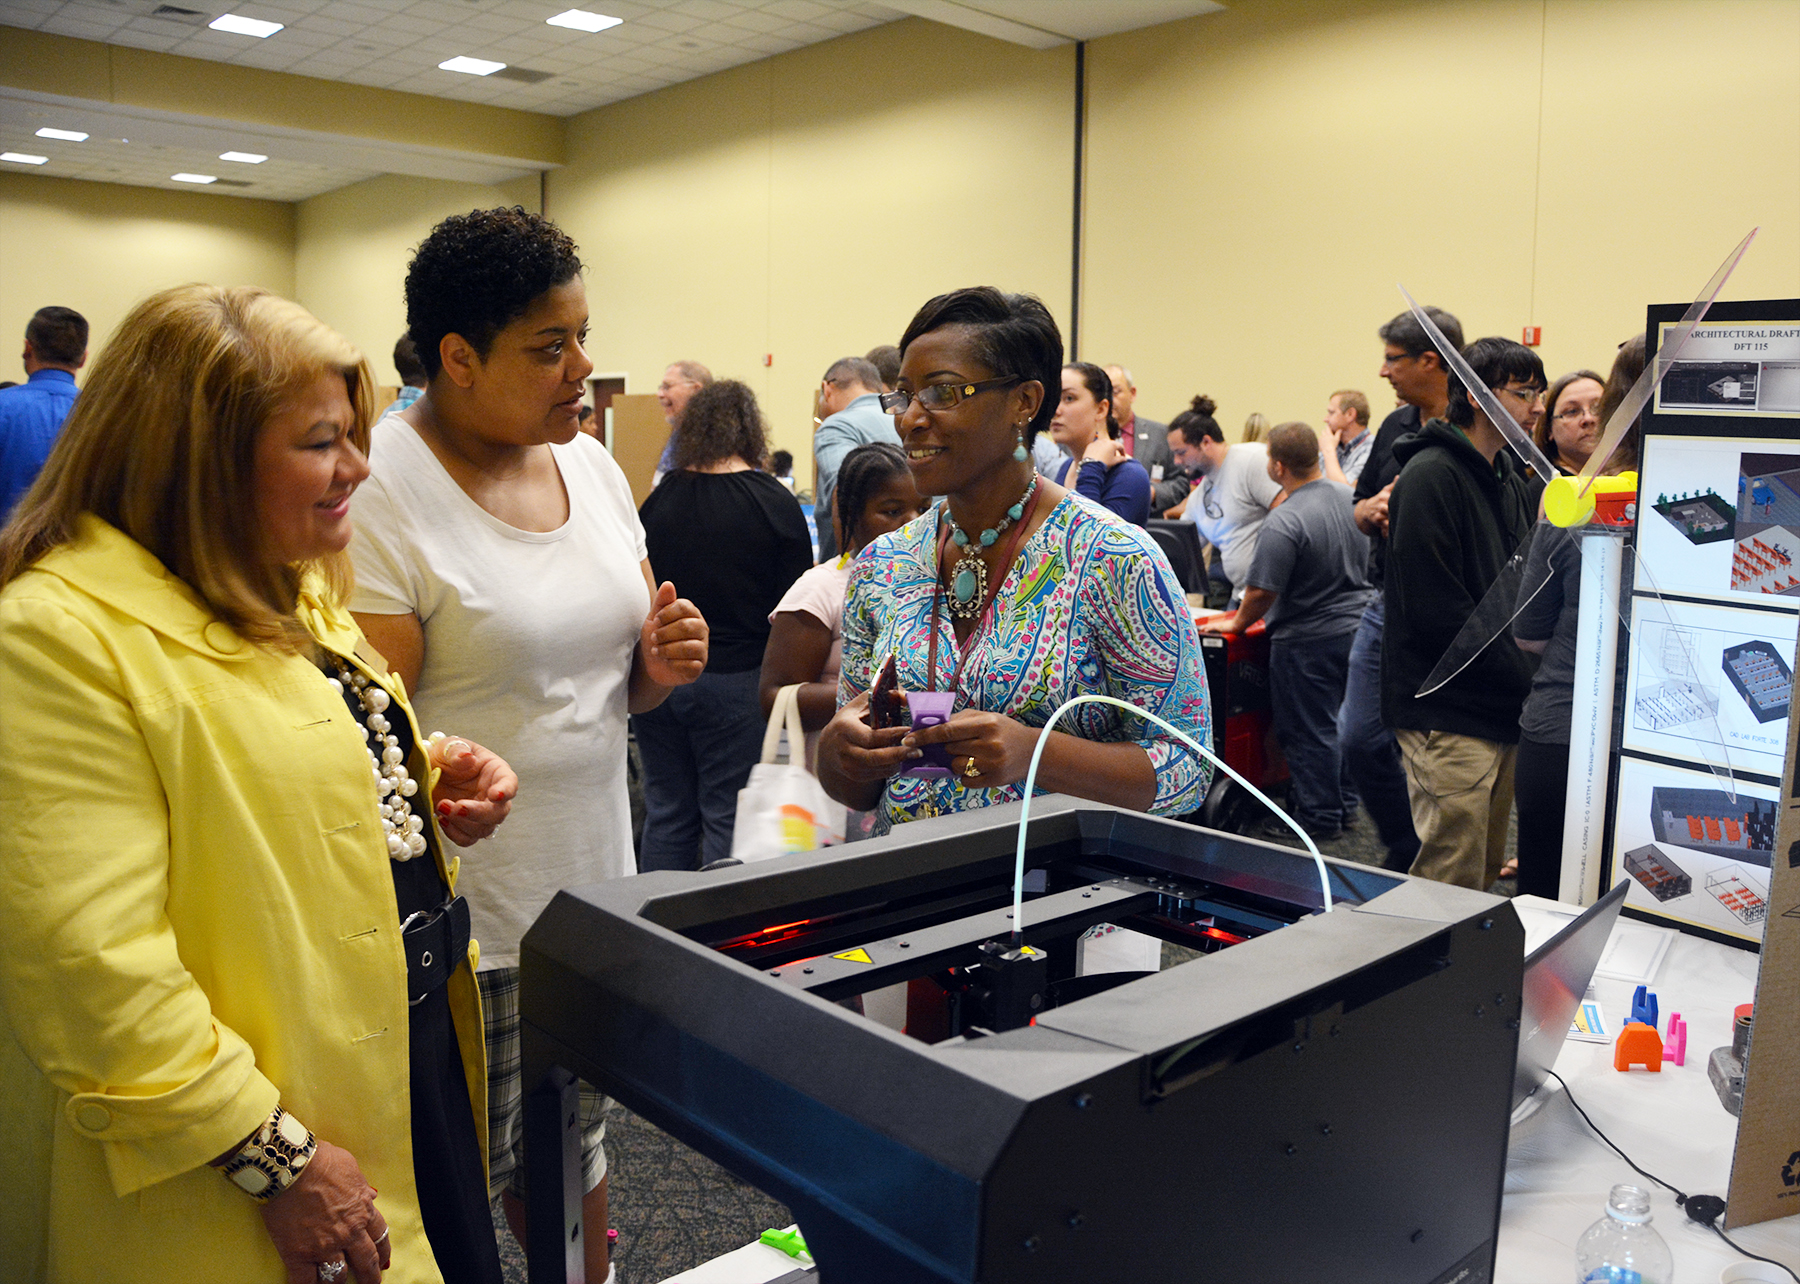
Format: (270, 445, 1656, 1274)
(815, 286, 1212, 828)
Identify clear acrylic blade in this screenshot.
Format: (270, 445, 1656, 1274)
(1408, 229, 1759, 702)
(1575, 227, 1757, 497)
(1414, 522, 1564, 699)
(1399, 285, 1558, 482)
(1630, 547, 1736, 802)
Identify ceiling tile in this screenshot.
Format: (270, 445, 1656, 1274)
(720, 9, 786, 33)
(108, 26, 186, 52)
(761, 0, 834, 21)
(299, 15, 368, 36)
(634, 9, 703, 35)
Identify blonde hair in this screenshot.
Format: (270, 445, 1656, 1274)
(1241, 412, 1270, 443)
(0, 285, 375, 649)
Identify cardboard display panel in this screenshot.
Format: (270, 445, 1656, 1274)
(609, 392, 670, 508)
(1724, 628, 1800, 1230)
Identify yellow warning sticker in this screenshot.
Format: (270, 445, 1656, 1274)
(831, 948, 874, 964)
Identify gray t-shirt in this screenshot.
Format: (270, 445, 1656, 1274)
(1513, 519, 1579, 744)
(1187, 442, 1283, 589)
(1244, 477, 1373, 641)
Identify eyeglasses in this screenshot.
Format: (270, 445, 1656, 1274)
(1199, 478, 1224, 520)
(1495, 384, 1545, 403)
(878, 377, 1020, 415)
(1554, 402, 1601, 423)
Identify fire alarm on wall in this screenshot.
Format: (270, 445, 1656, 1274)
(763, 353, 773, 366)
(1522, 326, 1542, 346)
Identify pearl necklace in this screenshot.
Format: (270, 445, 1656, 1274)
(940, 472, 1038, 620)
(327, 659, 427, 861)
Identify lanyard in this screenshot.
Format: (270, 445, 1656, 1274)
(926, 487, 1041, 696)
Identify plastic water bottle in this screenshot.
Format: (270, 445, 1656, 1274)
(1574, 1184, 1673, 1284)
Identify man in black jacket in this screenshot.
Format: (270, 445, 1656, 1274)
(1338, 306, 1462, 871)
(1382, 337, 1543, 889)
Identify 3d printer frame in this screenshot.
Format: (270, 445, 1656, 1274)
(520, 797, 1523, 1284)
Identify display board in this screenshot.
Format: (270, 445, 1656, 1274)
(1605, 301, 1800, 948)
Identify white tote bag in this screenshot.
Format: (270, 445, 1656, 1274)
(730, 684, 846, 863)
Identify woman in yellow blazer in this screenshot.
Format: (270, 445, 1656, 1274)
(0, 286, 516, 1284)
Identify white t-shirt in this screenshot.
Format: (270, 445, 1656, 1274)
(349, 413, 649, 969)
(767, 556, 852, 768)
(1187, 442, 1282, 589)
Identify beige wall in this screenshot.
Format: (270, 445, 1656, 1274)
(1082, 0, 1800, 435)
(552, 17, 1075, 463)
(0, 171, 295, 370)
(294, 173, 543, 385)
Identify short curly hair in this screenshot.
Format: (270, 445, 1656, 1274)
(404, 206, 582, 380)
(671, 379, 767, 471)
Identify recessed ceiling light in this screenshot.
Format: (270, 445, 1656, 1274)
(208, 13, 283, 38)
(219, 151, 268, 163)
(439, 55, 506, 75)
(35, 128, 89, 142)
(546, 9, 622, 33)
(171, 172, 217, 183)
(2, 152, 49, 165)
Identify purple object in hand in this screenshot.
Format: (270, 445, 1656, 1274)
(904, 691, 955, 778)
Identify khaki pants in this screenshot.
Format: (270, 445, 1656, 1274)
(1395, 729, 1517, 890)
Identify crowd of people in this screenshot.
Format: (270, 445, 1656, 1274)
(1203, 307, 1641, 903)
(0, 203, 1636, 1280)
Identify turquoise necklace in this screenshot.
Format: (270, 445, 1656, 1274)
(940, 472, 1038, 620)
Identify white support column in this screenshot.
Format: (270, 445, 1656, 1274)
(1561, 529, 1626, 905)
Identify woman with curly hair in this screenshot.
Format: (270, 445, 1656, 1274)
(634, 378, 813, 871)
(348, 206, 709, 1282)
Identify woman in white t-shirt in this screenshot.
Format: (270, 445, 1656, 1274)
(758, 441, 922, 767)
(348, 208, 708, 1284)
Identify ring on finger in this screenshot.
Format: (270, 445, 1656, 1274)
(963, 756, 982, 779)
(317, 1262, 347, 1283)
(375, 1228, 390, 1245)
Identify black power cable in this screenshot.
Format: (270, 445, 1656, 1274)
(1545, 1068, 1799, 1283)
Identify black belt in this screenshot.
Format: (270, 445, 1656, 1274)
(399, 896, 471, 1005)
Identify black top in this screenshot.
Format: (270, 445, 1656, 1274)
(1512, 518, 1581, 745)
(1380, 419, 1536, 742)
(1351, 403, 1421, 586)
(640, 469, 815, 673)
(326, 662, 503, 1284)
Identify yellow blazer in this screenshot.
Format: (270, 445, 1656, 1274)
(0, 516, 484, 1283)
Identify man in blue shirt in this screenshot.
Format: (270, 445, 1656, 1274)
(0, 305, 87, 517)
(812, 355, 899, 560)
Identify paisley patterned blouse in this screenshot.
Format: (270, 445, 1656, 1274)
(840, 490, 1213, 829)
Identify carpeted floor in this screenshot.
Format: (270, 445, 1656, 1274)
(494, 1101, 793, 1284)
(497, 798, 1518, 1283)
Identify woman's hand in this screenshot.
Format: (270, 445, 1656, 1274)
(1082, 435, 1127, 468)
(428, 736, 516, 846)
(261, 1140, 390, 1284)
(640, 581, 708, 687)
(905, 709, 1040, 788)
(816, 691, 916, 808)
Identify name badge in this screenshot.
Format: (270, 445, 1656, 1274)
(1151, 465, 1164, 481)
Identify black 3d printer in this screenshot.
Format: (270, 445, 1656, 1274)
(519, 798, 1524, 1284)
